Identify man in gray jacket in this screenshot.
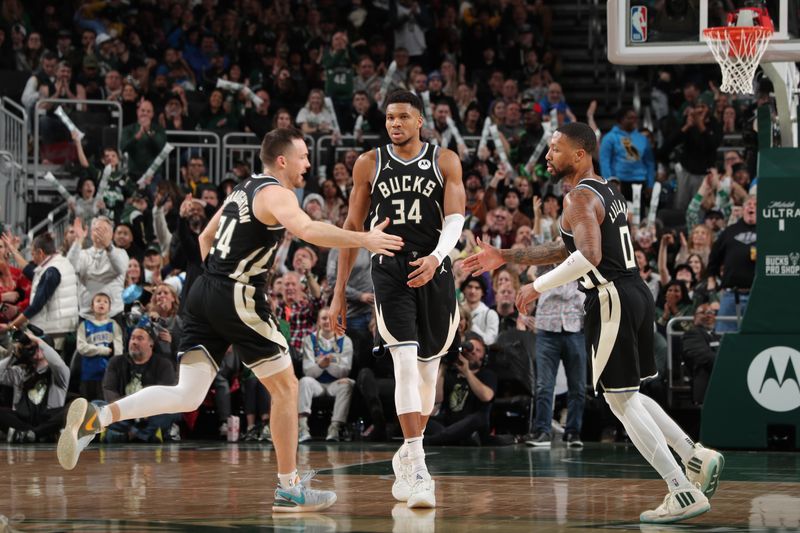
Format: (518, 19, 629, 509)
(0, 331, 70, 442)
(67, 216, 128, 319)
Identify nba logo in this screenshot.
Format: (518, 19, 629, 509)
(631, 6, 647, 43)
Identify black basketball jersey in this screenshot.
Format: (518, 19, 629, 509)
(369, 143, 445, 253)
(204, 174, 285, 287)
(559, 177, 638, 291)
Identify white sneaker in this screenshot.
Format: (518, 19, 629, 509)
(684, 444, 725, 498)
(391, 503, 436, 533)
(325, 423, 340, 442)
(57, 398, 101, 470)
(298, 426, 312, 443)
(639, 485, 710, 524)
(406, 471, 436, 509)
(392, 448, 412, 501)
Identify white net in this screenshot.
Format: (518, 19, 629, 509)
(704, 27, 773, 94)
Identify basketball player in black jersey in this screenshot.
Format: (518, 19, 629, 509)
(57, 128, 403, 513)
(464, 122, 724, 524)
(331, 91, 466, 509)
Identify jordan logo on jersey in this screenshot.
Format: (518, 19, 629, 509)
(383, 160, 393, 171)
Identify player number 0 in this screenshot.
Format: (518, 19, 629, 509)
(619, 225, 636, 269)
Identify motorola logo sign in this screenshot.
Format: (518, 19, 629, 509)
(747, 346, 800, 412)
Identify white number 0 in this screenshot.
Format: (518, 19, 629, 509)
(619, 225, 636, 269)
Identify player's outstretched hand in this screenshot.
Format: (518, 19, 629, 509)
(407, 255, 438, 288)
(462, 237, 505, 276)
(330, 289, 347, 336)
(515, 283, 540, 315)
(364, 218, 403, 256)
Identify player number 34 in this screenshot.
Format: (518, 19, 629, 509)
(391, 198, 422, 224)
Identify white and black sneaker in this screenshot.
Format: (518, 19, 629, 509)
(684, 444, 725, 498)
(640, 484, 710, 524)
(525, 432, 552, 448)
(563, 432, 583, 448)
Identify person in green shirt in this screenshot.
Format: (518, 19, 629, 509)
(120, 99, 167, 181)
(320, 31, 356, 129)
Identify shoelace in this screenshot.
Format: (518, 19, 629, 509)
(297, 470, 319, 487)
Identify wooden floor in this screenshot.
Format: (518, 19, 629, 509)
(0, 441, 798, 532)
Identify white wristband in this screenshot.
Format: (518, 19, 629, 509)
(431, 214, 465, 265)
(533, 250, 594, 292)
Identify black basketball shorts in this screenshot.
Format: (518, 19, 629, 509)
(179, 274, 289, 370)
(584, 276, 657, 392)
(371, 252, 459, 361)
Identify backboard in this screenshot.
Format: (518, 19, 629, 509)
(608, 0, 800, 65)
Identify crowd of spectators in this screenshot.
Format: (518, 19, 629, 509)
(0, 0, 763, 445)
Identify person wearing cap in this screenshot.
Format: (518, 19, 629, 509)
(302, 193, 326, 222)
(427, 70, 458, 118)
(142, 243, 164, 285)
(599, 108, 655, 214)
(99, 326, 178, 443)
(76, 54, 102, 97)
(158, 90, 195, 131)
(67, 216, 128, 320)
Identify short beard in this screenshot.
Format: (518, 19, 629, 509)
(129, 349, 147, 362)
(392, 131, 418, 147)
(188, 215, 206, 233)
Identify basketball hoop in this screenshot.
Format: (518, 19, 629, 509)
(703, 8, 774, 94)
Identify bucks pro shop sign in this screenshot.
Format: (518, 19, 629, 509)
(747, 346, 800, 412)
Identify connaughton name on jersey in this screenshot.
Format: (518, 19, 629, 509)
(375, 175, 438, 199)
(223, 189, 252, 223)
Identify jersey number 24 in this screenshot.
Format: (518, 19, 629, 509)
(211, 216, 237, 259)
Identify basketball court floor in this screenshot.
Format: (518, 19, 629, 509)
(1, 441, 798, 531)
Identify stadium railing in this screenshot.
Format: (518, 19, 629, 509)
(33, 98, 123, 200)
(220, 133, 316, 180)
(164, 130, 222, 184)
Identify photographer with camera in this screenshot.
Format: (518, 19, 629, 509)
(0, 327, 70, 442)
(424, 332, 497, 446)
(0, 233, 78, 348)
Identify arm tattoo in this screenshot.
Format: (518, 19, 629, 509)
(499, 241, 569, 266)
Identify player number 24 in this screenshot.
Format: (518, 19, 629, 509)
(391, 198, 422, 224)
(211, 215, 237, 259)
